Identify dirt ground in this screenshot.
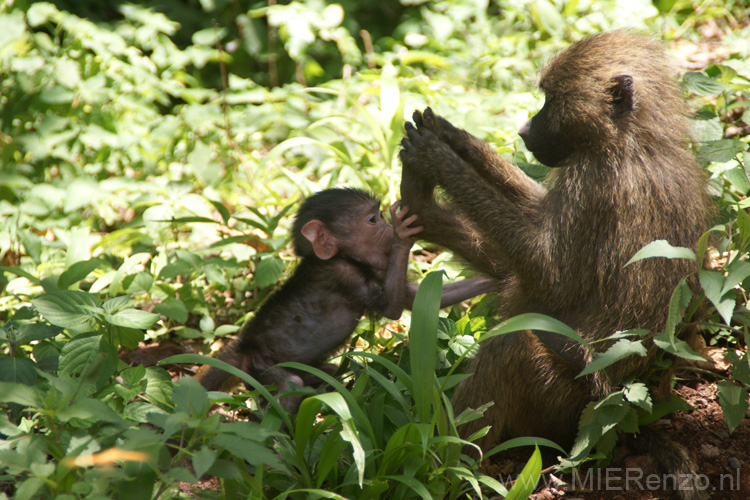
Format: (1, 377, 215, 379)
(519, 380, 750, 500)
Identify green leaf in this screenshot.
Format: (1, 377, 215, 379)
(623, 382, 652, 412)
(506, 445, 542, 500)
(104, 309, 160, 329)
(192, 447, 217, 478)
(484, 312, 590, 348)
(18, 231, 42, 264)
(0, 11, 25, 49)
(0, 266, 41, 285)
(16, 323, 60, 344)
(485, 436, 567, 458)
(638, 394, 693, 425)
(625, 240, 696, 267)
(32, 291, 102, 329)
(210, 200, 231, 225)
(654, 0, 678, 13)
(530, 0, 566, 36)
(305, 393, 366, 486)
(254, 256, 284, 289)
(683, 72, 727, 97)
(0, 358, 37, 385)
(698, 139, 748, 164)
(154, 298, 188, 324)
(160, 354, 293, 430)
(26, 2, 60, 27)
(410, 271, 443, 423)
(261, 137, 352, 168)
(653, 332, 706, 361)
(0, 381, 42, 407)
(699, 270, 736, 325)
(57, 397, 127, 426)
(661, 278, 693, 344)
(58, 259, 103, 290)
(172, 376, 210, 419)
(717, 381, 749, 434)
(577, 339, 647, 378)
(58, 334, 118, 386)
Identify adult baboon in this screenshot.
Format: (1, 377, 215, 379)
(400, 30, 713, 495)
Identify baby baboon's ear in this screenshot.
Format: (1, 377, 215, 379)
(301, 220, 339, 260)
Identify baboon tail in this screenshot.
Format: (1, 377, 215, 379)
(197, 365, 234, 391)
(628, 428, 708, 500)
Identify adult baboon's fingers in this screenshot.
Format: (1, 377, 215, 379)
(412, 109, 424, 128)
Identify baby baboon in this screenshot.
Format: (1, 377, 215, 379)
(400, 30, 713, 496)
(199, 188, 493, 412)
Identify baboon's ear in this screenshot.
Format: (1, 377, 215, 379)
(609, 74, 634, 118)
(301, 220, 339, 260)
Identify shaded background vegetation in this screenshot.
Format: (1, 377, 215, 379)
(1, 0, 749, 498)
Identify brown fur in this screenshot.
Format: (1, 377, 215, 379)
(199, 188, 421, 412)
(400, 31, 713, 498)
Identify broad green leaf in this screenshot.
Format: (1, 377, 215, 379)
(18, 232, 42, 265)
(193, 28, 227, 47)
(254, 256, 284, 289)
(577, 339, 647, 378)
(530, 0, 565, 36)
(58, 259, 103, 290)
(210, 434, 281, 468)
(505, 445, 542, 500)
(625, 240, 696, 267)
(161, 354, 293, 430)
(0, 381, 41, 407)
(654, 0, 678, 13)
(104, 309, 160, 329)
(261, 137, 352, 168)
(0, 11, 25, 48)
(653, 332, 706, 361)
(26, 2, 60, 27)
(0, 358, 37, 386)
(683, 72, 727, 97)
(172, 377, 210, 420)
(57, 397, 127, 426)
(123, 272, 154, 294)
(32, 291, 102, 329)
(717, 381, 749, 434)
(16, 323, 60, 344)
(699, 139, 748, 163)
(13, 477, 45, 500)
(637, 395, 693, 425)
(154, 298, 188, 324)
(192, 447, 217, 478)
(722, 260, 750, 296)
(700, 270, 735, 325)
(58, 334, 118, 386)
(623, 382, 652, 412)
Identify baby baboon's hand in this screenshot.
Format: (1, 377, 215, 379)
(389, 201, 422, 247)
